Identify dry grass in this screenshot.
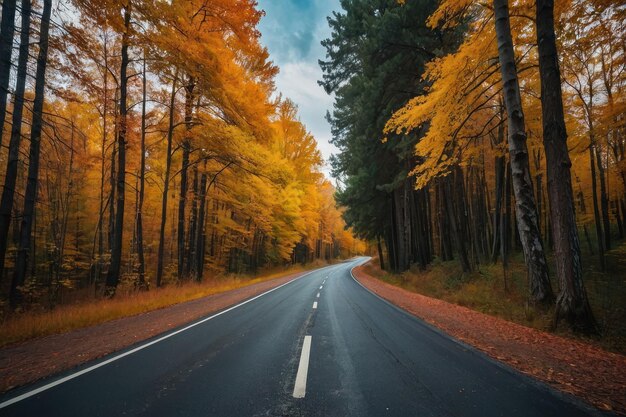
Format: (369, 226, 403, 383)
(363, 247, 626, 354)
(0, 265, 309, 348)
(362, 256, 552, 330)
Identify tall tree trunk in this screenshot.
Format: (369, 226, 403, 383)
(156, 72, 178, 287)
(477, 165, 490, 260)
(621, 200, 626, 239)
(186, 164, 198, 277)
(536, 0, 596, 332)
(195, 161, 208, 281)
(10, 0, 51, 307)
(500, 161, 513, 268)
(422, 187, 433, 265)
(108, 134, 116, 252)
(108, 86, 119, 253)
(576, 184, 594, 255)
(494, 0, 553, 305)
(492, 153, 505, 263)
(105, 4, 131, 297)
(590, 143, 606, 270)
(53, 123, 75, 304)
(534, 149, 543, 233)
(447, 168, 472, 273)
(93, 35, 110, 288)
(403, 180, 411, 268)
(595, 145, 611, 250)
(392, 187, 408, 272)
(0, 0, 16, 146)
(135, 52, 147, 290)
(613, 200, 623, 239)
(501, 161, 510, 288)
(436, 178, 453, 261)
(0, 0, 31, 282)
(412, 188, 431, 268)
(177, 77, 195, 279)
(377, 235, 385, 270)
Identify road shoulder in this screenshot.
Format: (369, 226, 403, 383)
(0, 271, 304, 393)
(352, 264, 626, 415)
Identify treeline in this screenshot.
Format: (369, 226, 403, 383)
(0, 0, 363, 309)
(322, 0, 624, 334)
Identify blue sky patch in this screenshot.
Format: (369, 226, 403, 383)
(257, 0, 341, 175)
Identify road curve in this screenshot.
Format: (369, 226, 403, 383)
(0, 258, 604, 416)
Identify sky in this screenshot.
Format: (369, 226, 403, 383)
(256, 0, 341, 178)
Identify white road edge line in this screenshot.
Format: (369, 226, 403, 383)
(0, 268, 325, 409)
(312, 301, 318, 309)
(292, 335, 312, 398)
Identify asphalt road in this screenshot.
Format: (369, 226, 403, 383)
(0, 257, 603, 416)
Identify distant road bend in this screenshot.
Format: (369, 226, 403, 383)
(0, 258, 603, 416)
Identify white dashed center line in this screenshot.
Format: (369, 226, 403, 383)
(313, 301, 318, 309)
(293, 335, 312, 398)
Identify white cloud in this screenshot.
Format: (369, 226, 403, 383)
(257, 0, 341, 179)
(275, 61, 338, 177)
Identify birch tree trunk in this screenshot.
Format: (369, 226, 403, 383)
(493, 0, 554, 305)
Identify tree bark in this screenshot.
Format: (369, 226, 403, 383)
(589, 139, 606, 270)
(536, 0, 596, 332)
(533, 149, 543, 233)
(377, 235, 385, 270)
(595, 144, 611, 250)
(392, 187, 408, 272)
(177, 77, 195, 279)
(613, 199, 623, 238)
(186, 164, 198, 277)
(108, 128, 116, 252)
(492, 153, 505, 262)
(93, 35, 110, 288)
(0, 0, 31, 282)
(10, 0, 52, 307)
(0, 0, 16, 147)
(194, 162, 208, 281)
(436, 178, 453, 261)
(156, 73, 178, 287)
(494, 0, 553, 305)
(135, 52, 147, 290)
(105, 4, 131, 297)
(446, 168, 472, 273)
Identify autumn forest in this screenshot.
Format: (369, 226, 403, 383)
(0, 0, 363, 314)
(323, 0, 625, 341)
(0, 0, 625, 353)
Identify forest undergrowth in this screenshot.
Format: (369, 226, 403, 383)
(363, 241, 626, 354)
(0, 261, 330, 348)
